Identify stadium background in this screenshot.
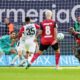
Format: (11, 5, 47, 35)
(0, 0, 80, 66)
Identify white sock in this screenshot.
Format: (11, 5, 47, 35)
(28, 54, 34, 63)
(0, 53, 2, 58)
(11, 55, 19, 64)
(0, 52, 4, 58)
(19, 59, 28, 65)
(11, 55, 25, 65)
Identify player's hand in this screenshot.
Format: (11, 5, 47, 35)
(52, 40, 57, 45)
(10, 43, 14, 47)
(10, 39, 16, 46)
(10, 49, 16, 53)
(10, 42, 15, 46)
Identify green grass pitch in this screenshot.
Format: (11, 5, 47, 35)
(0, 67, 80, 80)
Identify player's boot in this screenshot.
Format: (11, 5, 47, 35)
(55, 65, 62, 70)
(10, 63, 14, 67)
(76, 56, 80, 63)
(18, 64, 24, 67)
(25, 63, 31, 69)
(75, 54, 80, 63)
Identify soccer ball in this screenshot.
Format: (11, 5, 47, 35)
(57, 33, 64, 41)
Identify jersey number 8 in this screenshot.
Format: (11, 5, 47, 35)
(45, 26, 51, 35)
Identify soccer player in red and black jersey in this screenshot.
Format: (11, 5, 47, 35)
(26, 10, 61, 69)
(69, 27, 80, 62)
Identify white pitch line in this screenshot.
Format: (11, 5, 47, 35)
(26, 66, 80, 69)
(0, 67, 80, 70)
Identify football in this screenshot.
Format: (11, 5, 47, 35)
(57, 33, 64, 41)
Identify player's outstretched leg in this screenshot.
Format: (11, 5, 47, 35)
(11, 55, 24, 66)
(74, 47, 80, 63)
(25, 51, 42, 69)
(25, 52, 40, 69)
(55, 49, 60, 70)
(25, 63, 31, 69)
(19, 59, 28, 66)
(52, 43, 61, 70)
(11, 55, 19, 66)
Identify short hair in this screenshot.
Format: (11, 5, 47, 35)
(68, 27, 74, 30)
(45, 10, 52, 17)
(68, 27, 75, 33)
(25, 17, 30, 22)
(10, 31, 17, 34)
(4, 18, 9, 21)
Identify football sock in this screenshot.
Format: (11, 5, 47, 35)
(11, 55, 19, 64)
(19, 59, 28, 65)
(11, 55, 24, 64)
(55, 52, 60, 66)
(30, 53, 40, 64)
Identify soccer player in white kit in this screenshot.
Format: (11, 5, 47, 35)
(11, 17, 40, 66)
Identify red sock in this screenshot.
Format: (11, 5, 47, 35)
(31, 53, 40, 63)
(55, 52, 60, 66)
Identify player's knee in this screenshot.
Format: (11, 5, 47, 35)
(37, 50, 43, 55)
(18, 50, 22, 56)
(55, 48, 60, 53)
(10, 49, 16, 53)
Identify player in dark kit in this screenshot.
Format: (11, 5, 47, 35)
(69, 27, 80, 62)
(26, 10, 61, 69)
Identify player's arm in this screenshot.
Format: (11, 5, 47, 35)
(52, 22, 58, 45)
(0, 36, 11, 47)
(36, 23, 43, 38)
(0, 36, 9, 45)
(54, 23, 58, 41)
(35, 23, 42, 38)
(68, 27, 80, 35)
(10, 38, 17, 47)
(36, 30, 42, 38)
(0, 36, 6, 41)
(18, 26, 24, 40)
(33, 24, 40, 42)
(75, 32, 80, 34)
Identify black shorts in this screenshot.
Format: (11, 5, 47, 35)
(77, 47, 80, 55)
(39, 43, 59, 51)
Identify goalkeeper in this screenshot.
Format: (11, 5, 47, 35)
(0, 31, 17, 56)
(68, 27, 80, 62)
